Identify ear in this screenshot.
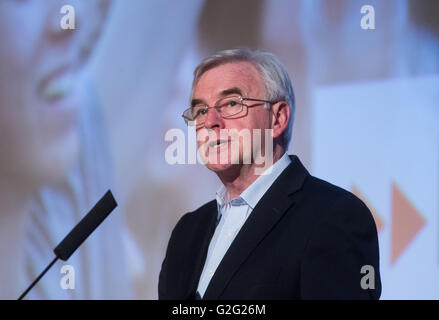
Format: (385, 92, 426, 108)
(270, 101, 290, 140)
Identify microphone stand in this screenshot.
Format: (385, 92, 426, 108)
(18, 256, 59, 300)
(17, 190, 117, 300)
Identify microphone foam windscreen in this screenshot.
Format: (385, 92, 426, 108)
(53, 190, 118, 261)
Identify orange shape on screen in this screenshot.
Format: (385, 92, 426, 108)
(391, 183, 425, 265)
(352, 185, 385, 233)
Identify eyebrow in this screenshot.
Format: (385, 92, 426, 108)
(220, 87, 243, 97)
(190, 98, 204, 108)
(190, 87, 243, 108)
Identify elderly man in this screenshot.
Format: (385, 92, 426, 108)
(159, 48, 381, 300)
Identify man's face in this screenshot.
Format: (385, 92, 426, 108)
(193, 61, 272, 174)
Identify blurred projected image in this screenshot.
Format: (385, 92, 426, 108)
(0, 0, 130, 299)
(0, 0, 438, 300)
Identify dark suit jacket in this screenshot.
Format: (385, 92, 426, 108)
(159, 155, 381, 299)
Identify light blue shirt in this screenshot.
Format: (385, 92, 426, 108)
(197, 153, 292, 297)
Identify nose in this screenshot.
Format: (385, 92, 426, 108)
(44, 1, 109, 64)
(203, 107, 225, 130)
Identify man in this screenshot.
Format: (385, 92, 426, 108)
(159, 48, 381, 299)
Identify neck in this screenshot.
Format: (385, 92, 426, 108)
(0, 180, 34, 298)
(217, 146, 285, 199)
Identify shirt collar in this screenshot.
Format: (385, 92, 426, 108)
(216, 184, 230, 209)
(215, 153, 291, 216)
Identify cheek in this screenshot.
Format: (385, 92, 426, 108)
(0, 1, 45, 63)
(0, 3, 46, 134)
(196, 128, 209, 147)
(239, 114, 271, 150)
(0, 69, 41, 166)
(224, 117, 251, 132)
(0, 44, 30, 125)
(0, 87, 30, 157)
(227, 113, 269, 136)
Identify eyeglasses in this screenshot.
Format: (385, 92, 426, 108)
(182, 95, 274, 126)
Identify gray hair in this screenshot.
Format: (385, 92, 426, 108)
(191, 48, 295, 148)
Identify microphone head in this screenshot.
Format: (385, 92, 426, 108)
(54, 190, 118, 261)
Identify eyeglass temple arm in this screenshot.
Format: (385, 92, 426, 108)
(242, 97, 274, 104)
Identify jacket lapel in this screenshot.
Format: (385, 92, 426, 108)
(202, 155, 309, 299)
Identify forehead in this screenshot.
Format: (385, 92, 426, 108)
(193, 61, 264, 100)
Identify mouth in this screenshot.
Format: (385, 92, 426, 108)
(207, 139, 230, 149)
(37, 66, 77, 103)
(34, 64, 82, 134)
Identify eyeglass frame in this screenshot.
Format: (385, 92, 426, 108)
(182, 95, 276, 126)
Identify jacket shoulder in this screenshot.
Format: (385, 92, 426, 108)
(299, 176, 381, 299)
(176, 199, 216, 227)
(299, 174, 379, 241)
(304, 175, 369, 211)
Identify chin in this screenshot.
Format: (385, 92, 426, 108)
(204, 154, 243, 175)
(32, 128, 80, 185)
(205, 162, 235, 173)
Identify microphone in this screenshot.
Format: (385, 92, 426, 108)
(18, 190, 118, 300)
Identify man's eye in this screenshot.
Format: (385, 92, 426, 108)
(193, 106, 208, 116)
(192, 108, 205, 118)
(227, 100, 238, 107)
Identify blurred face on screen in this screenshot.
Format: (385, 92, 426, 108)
(0, 0, 108, 189)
